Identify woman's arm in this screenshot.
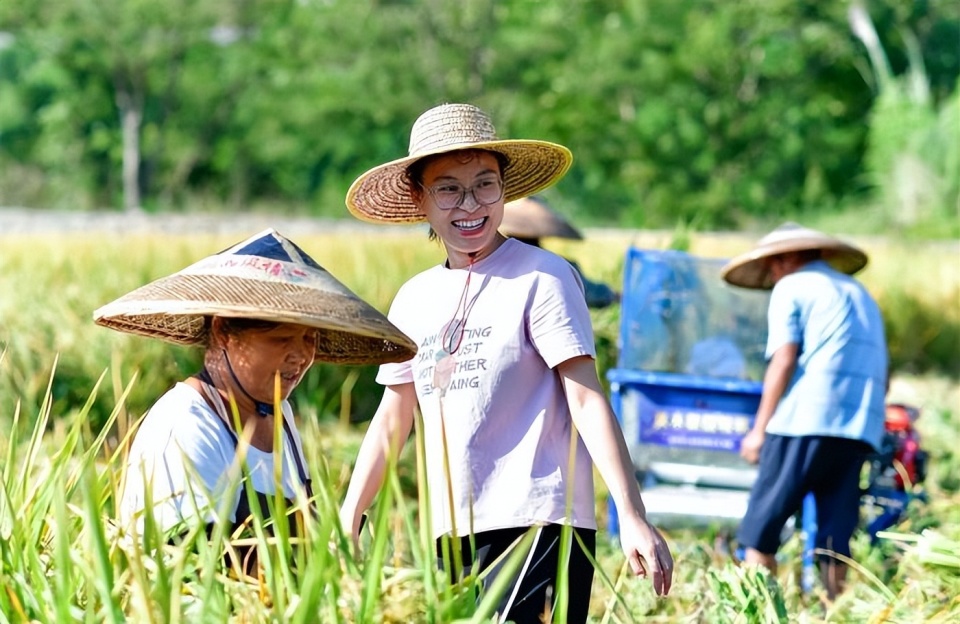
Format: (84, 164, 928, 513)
(339, 382, 418, 544)
(557, 355, 674, 596)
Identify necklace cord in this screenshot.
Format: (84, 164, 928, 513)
(442, 257, 476, 355)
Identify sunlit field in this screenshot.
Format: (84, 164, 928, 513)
(1, 229, 957, 622)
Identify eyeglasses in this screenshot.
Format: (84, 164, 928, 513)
(424, 177, 504, 210)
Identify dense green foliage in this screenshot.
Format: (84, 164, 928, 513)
(1, 0, 957, 230)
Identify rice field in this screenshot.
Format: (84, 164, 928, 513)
(0, 228, 958, 622)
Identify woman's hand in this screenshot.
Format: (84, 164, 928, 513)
(617, 510, 674, 596)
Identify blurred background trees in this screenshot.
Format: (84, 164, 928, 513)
(0, 0, 957, 233)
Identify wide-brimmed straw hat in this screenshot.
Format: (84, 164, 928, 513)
(720, 222, 868, 290)
(346, 103, 573, 224)
(93, 229, 418, 365)
(500, 196, 584, 241)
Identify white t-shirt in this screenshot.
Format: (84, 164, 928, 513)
(119, 382, 306, 533)
(377, 238, 598, 539)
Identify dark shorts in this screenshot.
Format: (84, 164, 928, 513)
(737, 435, 871, 559)
(437, 524, 597, 624)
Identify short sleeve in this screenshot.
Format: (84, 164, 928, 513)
(376, 359, 414, 386)
(528, 261, 596, 368)
(375, 285, 417, 386)
(120, 388, 237, 531)
(765, 280, 801, 359)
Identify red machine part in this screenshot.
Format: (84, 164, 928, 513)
(884, 403, 923, 489)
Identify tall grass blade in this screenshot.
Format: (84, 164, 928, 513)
(51, 467, 78, 623)
(814, 548, 897, 602)
(16, 354, 59, 504)
(358, 455, 396, 623)
(470, 528, 538, 623)
(414, 407, 440, 622)
(578, 532, 639, 624)
(80, 459, 124, 622)
(339, 368, 360, 427)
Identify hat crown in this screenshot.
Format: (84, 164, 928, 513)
(221, 228, 318, 265)
(181, 228, 332, 289)
(758, 221, 827, 246)
(720, 221, 868, 289)
(408, 103, 499, 156)
(93, 228, 418, 364)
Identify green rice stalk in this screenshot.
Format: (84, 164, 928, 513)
(268, 371, 296, 609)
(50, 469, 78, 622)
(554, 419, 582, 623)
(414, 407, 440, 622)
(14, 354, 59, 507)
(586, 536, 640, 624)
(470, 528, 538, 623)
(357, 449, 397, 622)
(339, 369, 360, 427)
(79, 459, 124, 621)
(814, 548, 897, 602)
(876, 529, 960, 569)
(436, 399, 464, 578)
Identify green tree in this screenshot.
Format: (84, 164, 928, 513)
(1, 0, 956, 229)
(2, 0, 228, 210)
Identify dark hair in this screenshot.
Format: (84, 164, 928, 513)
(404, 148, 510, 191)
(767, 248, 822, 268)
(201, 316, 282, 346)
(795, 248, 822, 263)
(405, 149, 510, 243)
(514, 237, 542, 248)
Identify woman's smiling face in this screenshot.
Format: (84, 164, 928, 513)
(415, 150, 506, 268)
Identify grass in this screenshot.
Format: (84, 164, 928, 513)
(0, 230, 958, 621)
(1, 365, 957, 622)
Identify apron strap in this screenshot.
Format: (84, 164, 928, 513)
(193, 375, 314, 505)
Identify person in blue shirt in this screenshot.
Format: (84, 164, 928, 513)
(721, 222, 887, 601)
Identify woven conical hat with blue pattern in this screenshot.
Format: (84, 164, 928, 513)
(93, 229, 417, 364)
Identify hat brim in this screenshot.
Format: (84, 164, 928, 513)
(346, 140, 573, 224)
(720, 237, 868, 290)
(94, 274, 418, 365)
(500, 197, 584, 240)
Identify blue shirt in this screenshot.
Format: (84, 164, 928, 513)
(764, 261, 887, 449)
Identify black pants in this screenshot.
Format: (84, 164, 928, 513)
(437, 524, 597, 624)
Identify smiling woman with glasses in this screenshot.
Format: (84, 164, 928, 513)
(341, 103, 674, 623)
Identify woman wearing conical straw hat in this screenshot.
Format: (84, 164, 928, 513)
(500, 195, 619, 309)
(340, 103, 673, 622)
(94, 229, 416, 572)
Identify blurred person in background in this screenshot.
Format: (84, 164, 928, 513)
(721, 222, 887, 600)
(94, 229, 415, 573)
(500, 195, 619, 309)
(340, 103, 672, 623)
